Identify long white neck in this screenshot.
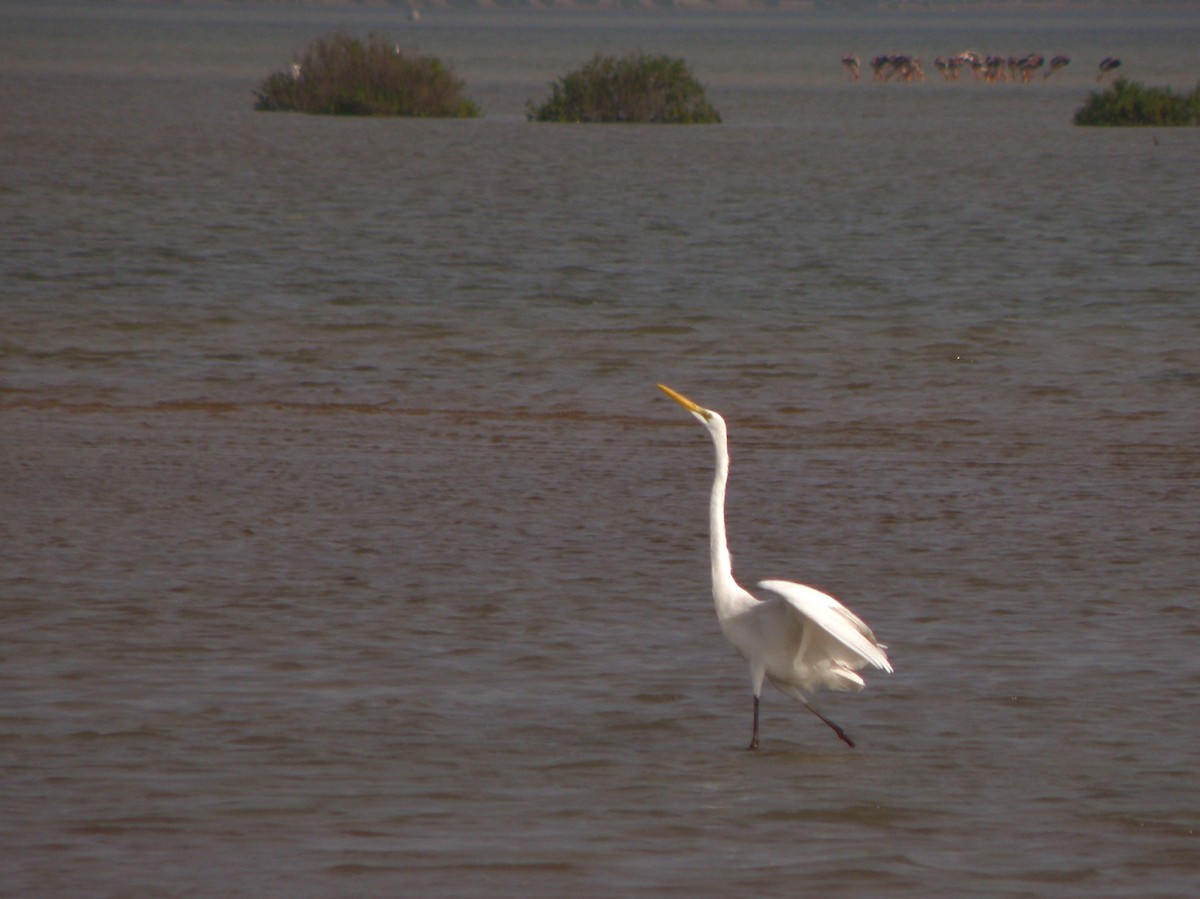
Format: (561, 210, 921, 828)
(708, 429, 741, 610)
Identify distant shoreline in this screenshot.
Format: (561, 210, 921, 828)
(118, 0, 1200, 11)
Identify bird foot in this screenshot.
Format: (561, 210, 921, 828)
(805, 702, 857, 748)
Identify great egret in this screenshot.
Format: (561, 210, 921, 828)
(657, 384, 892, 750)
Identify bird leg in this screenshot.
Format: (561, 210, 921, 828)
(804, 701, 856, 748)
(748, 695, 760, 750)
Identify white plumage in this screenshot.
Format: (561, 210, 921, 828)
(658, 384, 892, 749)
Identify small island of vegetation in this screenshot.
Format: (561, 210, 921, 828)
(1074, 78, 1200, 127)
(527, 52, 721, 124)
(255, 33, 480, 118)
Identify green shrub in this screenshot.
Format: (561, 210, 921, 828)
(527, 51, 721, 124)
(255, 33, 481, 118)
(1073, 78, 1200, 126)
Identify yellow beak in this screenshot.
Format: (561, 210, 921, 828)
(657, 383, 711, 420)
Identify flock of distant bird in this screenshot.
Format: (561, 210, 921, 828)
(840, 52, 1122, 84)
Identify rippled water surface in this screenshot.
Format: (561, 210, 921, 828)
(2, 3, 1199, 896)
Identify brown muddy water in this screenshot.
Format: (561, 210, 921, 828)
(2, 3, 1199, 896)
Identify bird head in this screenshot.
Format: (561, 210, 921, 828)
(657, 384, 727, 441)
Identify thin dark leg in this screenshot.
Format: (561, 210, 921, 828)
(805, 701, 855, 748)
(748, 695, 760, 750)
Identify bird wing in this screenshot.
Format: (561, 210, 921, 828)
(757, 579, 893, 673)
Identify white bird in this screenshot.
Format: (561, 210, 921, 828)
(658, 384, 892, 749)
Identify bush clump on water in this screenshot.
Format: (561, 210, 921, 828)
(255, 33, 481, 118)
(1073, 78, 1200, 126)
(527, 51, 721, 124)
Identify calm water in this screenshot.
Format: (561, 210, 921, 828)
(2, 2, 1199, 896)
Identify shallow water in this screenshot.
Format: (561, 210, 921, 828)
(2, 3, 1199, 896)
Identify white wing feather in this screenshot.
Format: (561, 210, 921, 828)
(758, 579, 893, 673)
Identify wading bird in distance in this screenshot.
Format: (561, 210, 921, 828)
(1045, 55, 1071, 79)
(1097, 56, 1122, 81)
(657, 384, 893, 750)
(841, 53, 861, 81)
(1016, 53, 1045, 82)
